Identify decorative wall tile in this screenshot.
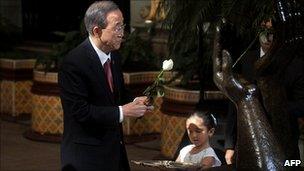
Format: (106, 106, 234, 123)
(0, 80, 14, 115)
(164, 85, 200, 104)
(15, 81, 33, 114)
(0, 80, 32, 117)
(33, 71, 58, 83)
(32, 94, 63, 135)
(0, 59, 36, 69)
(123, 97, 163, 135)
(123, 71, 176, 85)
(123, 110, 162, 135)
(160, 114, 187, 159)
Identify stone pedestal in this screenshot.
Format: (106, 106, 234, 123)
(0, 58, 35, 121)
(24, 70, 62, 142)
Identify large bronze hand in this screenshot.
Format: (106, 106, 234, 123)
(212, 19, 284, 170)
(213, 23, 258, 104)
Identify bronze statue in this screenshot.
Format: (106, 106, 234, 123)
(213, 19, 284, 169)
(213, 0, 304, 169)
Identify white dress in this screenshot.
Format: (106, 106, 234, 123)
(178, 145, 222, 167)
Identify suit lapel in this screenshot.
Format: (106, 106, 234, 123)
(84, 39, 115, 104)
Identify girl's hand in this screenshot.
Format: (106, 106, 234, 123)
(201, 156, 215, 169)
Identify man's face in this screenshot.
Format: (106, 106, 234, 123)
(259, 20, 273, 53)
(100, 9, 124, 51)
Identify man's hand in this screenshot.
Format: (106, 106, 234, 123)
(122, 96, 154, 118)
(134, 96, 154, 106)
(225, 149, 235, 165)
(134, 96, 147, 104)
(134, 96, 154, 110)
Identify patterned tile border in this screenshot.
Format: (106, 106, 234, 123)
(123, 71, 177, 85)
(163, 86, 226, 103)
(163, 85, 200, 104)
(0, 58, 36, 69)
(33, 70, 58, 83)
(203, 90, 227, 100)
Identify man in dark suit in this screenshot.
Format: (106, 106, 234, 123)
(58, 1, 151, 170)
(224, 20, 304, 164)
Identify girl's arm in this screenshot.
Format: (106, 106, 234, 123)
(201, 156, 215, 169)
(175, 155, 181, 162)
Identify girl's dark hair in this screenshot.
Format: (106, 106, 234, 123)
(189, 111, 217, 130)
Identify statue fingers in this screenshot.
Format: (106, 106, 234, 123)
(212, 25, 223, 74)
(222, 50, 233, 76)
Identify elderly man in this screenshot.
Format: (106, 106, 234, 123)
(59, 1, 151, 170)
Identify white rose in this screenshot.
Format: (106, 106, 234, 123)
(162, 59, 174, 71)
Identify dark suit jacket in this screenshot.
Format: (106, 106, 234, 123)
(58, 38, 131, 171)
(224, 49, 304, 158)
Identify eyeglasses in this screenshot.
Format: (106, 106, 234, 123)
(103, 24, 126, 34)
(114, 24, 126, 33)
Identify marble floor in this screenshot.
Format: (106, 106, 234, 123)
(0, 120, 163, 171)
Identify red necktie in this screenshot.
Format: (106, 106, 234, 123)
(104, 58, 113, 92)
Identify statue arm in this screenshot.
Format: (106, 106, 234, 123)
(212, 20, 284, 169)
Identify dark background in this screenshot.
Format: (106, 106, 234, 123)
(21, 0, 130, 41)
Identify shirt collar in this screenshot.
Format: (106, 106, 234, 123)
(260, 47, 265, 58)
(89, 36, 111, 66)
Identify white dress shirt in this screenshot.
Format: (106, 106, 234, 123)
(260, 47, 266, 58)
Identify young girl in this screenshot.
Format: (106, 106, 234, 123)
(176, 111, 222, 168)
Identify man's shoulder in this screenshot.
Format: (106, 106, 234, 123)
(243, 49, 259, 61)
(59, 39, 94, 74)
(68, 39, 89, 56)
(63, 39, 91, 64)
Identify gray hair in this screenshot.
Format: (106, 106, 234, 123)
(84, 1, 119, 35)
